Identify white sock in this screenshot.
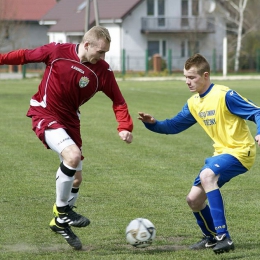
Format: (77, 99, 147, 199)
(55, 164, 75, 207)
(68, 187, 79, 207)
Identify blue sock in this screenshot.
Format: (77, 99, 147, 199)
(207, 189, 230, 238)
(193, 205, 216, 240)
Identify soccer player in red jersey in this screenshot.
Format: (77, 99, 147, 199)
(0, 26, 133, 250)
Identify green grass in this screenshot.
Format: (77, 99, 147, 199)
(1, 78, 260, 259)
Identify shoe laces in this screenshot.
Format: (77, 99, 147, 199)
(64, 206, 81, 220)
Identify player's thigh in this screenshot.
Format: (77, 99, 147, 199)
(45, 128, 82, 170)
(45, 128, 76, 154)
(202, 154, 247, 187)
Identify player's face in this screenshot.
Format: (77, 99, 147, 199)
(85, 39, 110, 64)
(183, 66, 208, 95)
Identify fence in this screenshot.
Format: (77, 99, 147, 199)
(1, 51, 260, 76)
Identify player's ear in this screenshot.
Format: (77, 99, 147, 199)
(203, 71, 210, 79)
(83, 41, 90, 49)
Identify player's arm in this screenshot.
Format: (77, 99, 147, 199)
(0, 49, 27, 65)
(225, 90, 260, 145)
(138, 103, 196, 134)
(0, 43, 55, 65)
(113, 103, 133, 143)
(101, 70, 133, 143)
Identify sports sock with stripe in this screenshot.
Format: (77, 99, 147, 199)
(193, 204, 216, 240)
(206, 189, 230, 238)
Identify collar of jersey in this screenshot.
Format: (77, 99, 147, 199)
(200, 83, 214, 98)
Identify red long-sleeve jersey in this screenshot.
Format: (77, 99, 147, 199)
(0, 42, 133, 137)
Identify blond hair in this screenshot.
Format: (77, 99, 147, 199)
(82, 26, 111, 45)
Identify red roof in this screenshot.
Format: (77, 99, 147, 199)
(41, 0, 143, 32)
(0, 0, 57, 21)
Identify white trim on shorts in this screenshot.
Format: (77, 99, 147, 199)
(45, 128, 82, 171)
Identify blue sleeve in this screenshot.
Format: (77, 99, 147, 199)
(143, 103, 197, 134)
(225, 90, 260, 134)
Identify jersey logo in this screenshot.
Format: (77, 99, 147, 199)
(71, 65, 84, 74)
(79, 76, 89, 88)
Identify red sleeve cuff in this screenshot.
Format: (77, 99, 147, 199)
(113, 103, 133, 132)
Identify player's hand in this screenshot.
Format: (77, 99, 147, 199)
(138, 112, 156, 124)
(255, 134, 260, 146)
(119, 130, 133, 144)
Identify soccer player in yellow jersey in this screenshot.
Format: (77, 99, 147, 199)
(138, 53, 260, 254)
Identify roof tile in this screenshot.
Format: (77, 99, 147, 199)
(42, 0, 142, 32)
(0, 0, 57, 21)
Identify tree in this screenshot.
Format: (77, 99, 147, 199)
(217, 0, 260, 72)
(231, 0, 247, 72)
(218, 0, 248, 72)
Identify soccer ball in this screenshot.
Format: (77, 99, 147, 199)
(126, 218, 156, 248)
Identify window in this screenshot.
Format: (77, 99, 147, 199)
(192, 0, 199, 16)
(147, 0, 154, 15)
(181, 41, 185, 57)
(158, 0, 165, 15)
(158, 0, 165, 26)
(148, 40, 166, 57)
(162, 40, 166, 57)
(181, 0, 188, 16)
(181, 0, 189, 26)
(147, 0, 165, 26)
(148, 41, 160, 57)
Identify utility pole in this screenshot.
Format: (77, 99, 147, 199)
(93, 0, 99, 26)
(85, 0, 90, 32)
(85, 0, 100, 32)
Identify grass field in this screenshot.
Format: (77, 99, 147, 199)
(1, 78, 260, 259)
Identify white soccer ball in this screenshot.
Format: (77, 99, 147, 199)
(126, 218, 156, 248)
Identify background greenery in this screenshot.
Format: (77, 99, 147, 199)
(0, 78, 260, 259)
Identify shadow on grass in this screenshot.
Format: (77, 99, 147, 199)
(110, 236, 188, 255)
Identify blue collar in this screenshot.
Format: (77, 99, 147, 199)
(200, 83, 214, 97)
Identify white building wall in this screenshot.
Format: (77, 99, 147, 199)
(119, 0, 226, 71)
(43, 0, 226, 72)
(121, 1, 147, 71)
(48, 32, 67, 43)
(0, 23, 50, 52)
(103, 24, 121, 71)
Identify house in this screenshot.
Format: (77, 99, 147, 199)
(0, 0, 57, 51)
(0, 0, 57, 72)
(5, 0, 227, 72)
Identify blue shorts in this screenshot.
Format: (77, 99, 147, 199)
(193, 154, 248, 188)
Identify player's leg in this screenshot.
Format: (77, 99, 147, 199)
(46, 128, 90, 227)
(187, 185, 217, 250)
(68, 170, 82, 207)
(199, 154, 248, 254)
(54, 154, 83, 208)
(199, 167, 234, 254)
(45, 128, 89, 250)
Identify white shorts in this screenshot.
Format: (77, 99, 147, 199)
(45, 128, 82, 171)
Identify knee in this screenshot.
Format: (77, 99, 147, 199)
(68, 153, 81, 168)
(186, 193, 206, 212)
(186, 194, 199, 210)
(63, 147, 81, 168)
